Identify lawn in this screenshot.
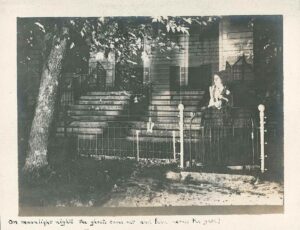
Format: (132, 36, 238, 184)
(19, 157, 283, 209)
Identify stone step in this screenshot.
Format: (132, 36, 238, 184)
(148, 105, 200, 112)
(78, 100, 130, 105)
(70, 104, 127, 111)
(69, 134, 129, 140)
(126, 136, 174, 142)
(86, 91, 131, 96)
(57, 121, 108, 128)
(56, 127, 104, 134)
(126, 135, 201, 143)
(129, 129, 204, 139)
(80, 95, 131, 100)
(77, 134, 98, 140)
(150, 100, 200, 106)
(151, 90, 205, 96)
(151, 95, 204, 100)
(147, 110, 201, 117)
(65, 113, 202, 124)
(128, 129, 178, 137)
(128, 121, 202, 130)
(69, 115, 140, 121)
(55, 132, 200, 143)
(139, 116, 202, 123)
(58, 120, 133, 128)
(69, 110, 123, 116)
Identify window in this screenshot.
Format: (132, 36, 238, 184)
(188, 65, 212, 90)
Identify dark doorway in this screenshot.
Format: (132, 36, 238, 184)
(188, 64, 212, 90)
(96, 63, 107, 90)
(169, 66, 181, 91)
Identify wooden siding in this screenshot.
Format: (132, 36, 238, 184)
(219, 16, 254, 70)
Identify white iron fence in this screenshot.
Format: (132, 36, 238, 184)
(71, 104, 277, 173)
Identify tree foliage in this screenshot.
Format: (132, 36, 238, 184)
(252, 16, 283, 109)
(19, 16, 219, 70)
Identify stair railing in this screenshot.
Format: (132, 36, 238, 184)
(55, 72, 92, 138)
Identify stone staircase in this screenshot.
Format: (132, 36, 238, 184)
(55, 88, 206, 159)
(56, 91, 133, 138)
(127, 90, 206, 141)
(56, 89, 205, 140)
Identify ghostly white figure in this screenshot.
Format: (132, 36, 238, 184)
(147, 117, 155, 133)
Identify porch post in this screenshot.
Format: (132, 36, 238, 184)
(178, 103, 184, 168)
(258, 104, 265, 173)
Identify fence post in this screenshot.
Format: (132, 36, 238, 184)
(178, 103, 184, 169)
(251, 118, 255, 165)
(95, 133, 98, 155)
(258, 104, 265, 173)
(136, 130, 140, 161)
(172, 131, 176, 160)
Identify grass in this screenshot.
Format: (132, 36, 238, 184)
(19, 157, 136, 207)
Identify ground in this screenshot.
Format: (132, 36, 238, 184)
(19, 158, 283, 209)
(102, 160, 283, 207)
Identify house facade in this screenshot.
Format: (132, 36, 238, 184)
(143, 16, 254, 93)
(88, 16, 257, 109)
(18, 16, 283, 168)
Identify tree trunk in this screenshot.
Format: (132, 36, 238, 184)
(23, 28, 69, 173)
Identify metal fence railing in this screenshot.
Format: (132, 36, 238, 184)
(73, 106, 281, 173)
(76, 123, 264, 167)
(77, 126, 135, 159)
(77, 125, 178, 160)
(135, 129, 177, 160)
(184, 125, 260, 167)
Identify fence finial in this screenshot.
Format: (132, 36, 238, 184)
(258, 104, 265, 112)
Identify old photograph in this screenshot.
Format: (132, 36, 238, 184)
(17, 15, 283, 214)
